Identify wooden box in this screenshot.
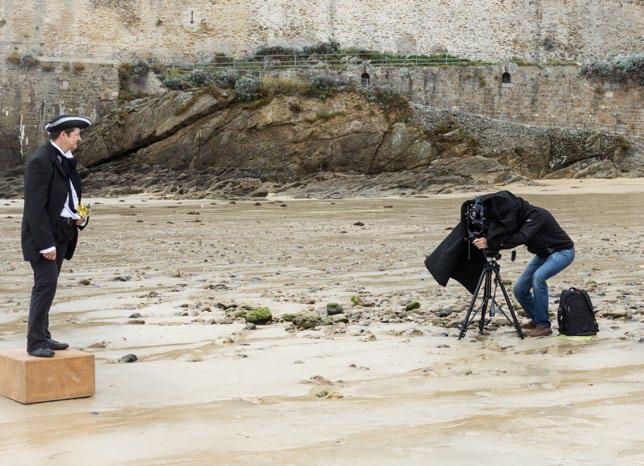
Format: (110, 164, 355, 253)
(0, 348, 95, 404)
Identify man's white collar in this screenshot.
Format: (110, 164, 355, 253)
(50, 141, 74, 159)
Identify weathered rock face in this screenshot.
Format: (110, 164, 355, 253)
(77, 88, 439, 183)
(1, 86, 638, 199)
(77, 89, 236, 168)
(412, 105, 640, 179)
(0, 127, 21, 171)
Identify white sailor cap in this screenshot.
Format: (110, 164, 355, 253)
(45, 115, 92, 133)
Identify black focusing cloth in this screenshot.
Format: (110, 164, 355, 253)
(425, 191, 530, 293)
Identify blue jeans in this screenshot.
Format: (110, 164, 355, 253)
(513, 249, 575, 326)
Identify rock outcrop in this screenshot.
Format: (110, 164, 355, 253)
(413, 105, 640, 180)
(77, 88, 439, 180)
(0, 85, 639, 199)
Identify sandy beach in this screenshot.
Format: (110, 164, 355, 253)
(0, 179, 642, 465)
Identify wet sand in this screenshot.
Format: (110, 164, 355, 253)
(0, 179, 642, 465)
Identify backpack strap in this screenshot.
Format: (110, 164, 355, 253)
(559, 288, 573, 310)
(557, 304, 565, 331)
(580, 289, 594, 313)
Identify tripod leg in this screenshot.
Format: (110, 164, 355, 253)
(479, 271, 491, 334)
(493, 267, 525, 339)
(459, 268, 487, 340)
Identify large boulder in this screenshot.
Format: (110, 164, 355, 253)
(76, 88, 235, 167)
(412, 105, 640, 178)
(77, 88, 440, 182)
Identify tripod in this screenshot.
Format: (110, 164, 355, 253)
(458, 253, 525, 340)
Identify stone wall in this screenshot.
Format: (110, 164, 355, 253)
(0, 60, 119, 167)
(261, 64, 642, 140)
(0, 0, 641, 167)
(1, 60, 641, 170)
(351, 64, 643, 138)
(0, 0, 641, 63)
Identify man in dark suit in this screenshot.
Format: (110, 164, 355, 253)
(21, 115, 91, 357)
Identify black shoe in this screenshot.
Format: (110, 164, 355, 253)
(28, 347, 55, 358)
(48, 339, 69, 350)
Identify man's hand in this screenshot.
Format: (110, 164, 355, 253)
(473, 237, 488, 250)
(75, 216, 86, 226)
(43, 250, 57, 261)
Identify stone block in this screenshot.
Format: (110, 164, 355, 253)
(0, 348, 95, 404)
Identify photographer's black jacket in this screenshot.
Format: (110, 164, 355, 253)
(487, 204, 574, 258)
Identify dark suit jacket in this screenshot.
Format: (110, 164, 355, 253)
(21, 142, 81, 262)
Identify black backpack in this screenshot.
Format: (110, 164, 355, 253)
(557, 288, 598, 336)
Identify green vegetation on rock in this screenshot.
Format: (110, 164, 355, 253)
(245, 307, 273, 325)
(405, 300, 421, 311)
(579, 54, 643, 84)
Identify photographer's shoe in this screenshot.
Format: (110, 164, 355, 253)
(521, 321, 537, 329)
(47, 339, 69, 350)
(28, 347, 55, 358)
(526, 324, 553, 337)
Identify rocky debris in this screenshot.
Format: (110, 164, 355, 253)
(283, 312, 327, 330)
(127, 319, 146, 325)
(302, 375, 344, 399)
(326, 303, 344, 315)
(600, 310, 632, 320)
(183, 351, 204, 363)
(118, 354, 138, 363)
(302, 375, 333, 385)
(436, 308, 454, 318)
(87, 341, 108, 349)
(314, 389, 344, 400)
(330, 314, 349, 324)
(0, 166, 25, 198)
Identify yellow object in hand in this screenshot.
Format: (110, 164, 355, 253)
(77, 203, 91, 218)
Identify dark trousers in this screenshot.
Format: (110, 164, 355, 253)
(27, 220, 74, 352)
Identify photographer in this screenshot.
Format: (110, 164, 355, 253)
(472, 197, 575, 337)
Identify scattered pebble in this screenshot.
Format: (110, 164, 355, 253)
(118, 354, 138, 363)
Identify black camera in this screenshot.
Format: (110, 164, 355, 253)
(463, 196, 488, 241)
